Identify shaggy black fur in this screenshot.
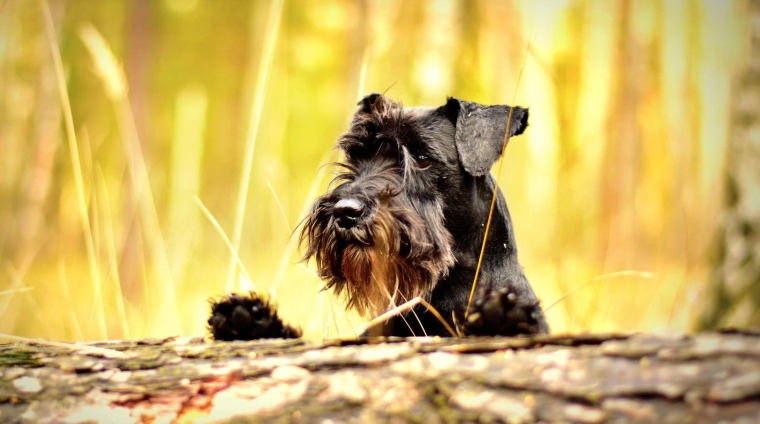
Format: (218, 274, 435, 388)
(208, 293, 301, 340)
(209, 94, 549, 340)
(462, 286, 545, 336)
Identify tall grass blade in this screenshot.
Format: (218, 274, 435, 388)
(226, 0, 284, 291)
(95, 166, 131, 339)
(195, 196, 255, 291)
(57, 259, 84, 342)
(79, 23, 182, 336)
(41, 0, 106, 339)
(269, 149, 333, 296)
(466, 11, 534, 319)
(269, 46, 369, 297)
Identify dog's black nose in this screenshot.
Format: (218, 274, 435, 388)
(333, 198, 365, 228)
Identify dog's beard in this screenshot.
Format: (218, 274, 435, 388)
(301, 199, 455, 318)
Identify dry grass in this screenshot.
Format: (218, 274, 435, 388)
(226, 0, 284, 291)
(195, 196, 256, 291)
(42, 1, 107, 339)
(352, 296, 456, 337)
(466, 5, 535, 320)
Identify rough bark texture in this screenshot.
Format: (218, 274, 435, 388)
(1, 332, 760, 423)
(698, 0, 760, 330)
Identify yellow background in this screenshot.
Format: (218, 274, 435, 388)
(0, 0, 750, 341)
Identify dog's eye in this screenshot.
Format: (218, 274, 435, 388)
(414, 154, 431, 169)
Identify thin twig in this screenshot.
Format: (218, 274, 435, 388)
(353, 297, 422, 335)
(0, 333, 126, 359)
(464, 108, 512, 319)
(353, 296, 457, 337)
(418, 298, 457, 337)
(371, 271, 417, 337)
(396, 290, 427, 337)
(58, 259, 84, 342)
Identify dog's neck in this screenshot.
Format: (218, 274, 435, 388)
(444, 173, 519, 271)
(424, 172, 530, 321)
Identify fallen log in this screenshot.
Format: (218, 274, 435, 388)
(1, 331, 759, 423)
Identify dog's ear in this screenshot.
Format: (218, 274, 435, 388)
(444, 97, 529, 177)
(357, 93, 382, 113)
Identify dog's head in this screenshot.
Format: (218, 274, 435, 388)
(300, 94, 529, 317)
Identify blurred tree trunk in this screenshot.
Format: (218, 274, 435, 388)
(698, 0, 760, 330)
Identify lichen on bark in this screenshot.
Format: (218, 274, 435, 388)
(1, 332, 759, 423)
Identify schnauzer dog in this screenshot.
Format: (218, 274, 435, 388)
(209, 94, 549, 340)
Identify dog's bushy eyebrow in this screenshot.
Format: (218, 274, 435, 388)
(339, 124, 425, 170)
(327, 162, 358, 185)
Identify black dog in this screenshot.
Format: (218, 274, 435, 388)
(209, 94, 549, 340)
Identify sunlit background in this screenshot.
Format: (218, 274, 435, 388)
(0, 0, 751, 341)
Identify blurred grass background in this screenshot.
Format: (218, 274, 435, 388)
(0, 0, 750, 341)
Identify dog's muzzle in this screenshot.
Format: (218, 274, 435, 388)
(333, 198, 366, 229)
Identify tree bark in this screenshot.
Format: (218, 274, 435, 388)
(1, 332, 759, 423)
(698, 0, 760, 330)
